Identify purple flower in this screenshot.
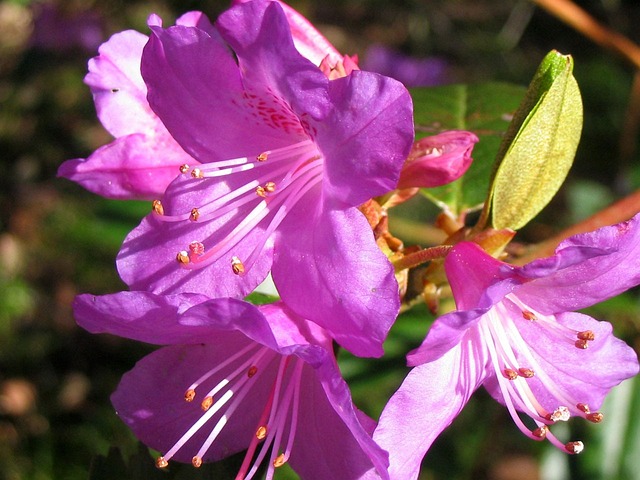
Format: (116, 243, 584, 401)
(374, 215, 640, 480)
(74, 292, 390, 479)
(115, 1, 414, 357)
(56, 14, 217, 200)
(361, 44, 450, 88)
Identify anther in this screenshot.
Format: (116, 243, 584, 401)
(549, 406, 570, 422)
(189, 241, 205, 256)
(264, 181, 276, 193)
(247, 366, 258, 378)
(256, 425, 267, 440)
(532, 425, 548, 439)
(256, 186, 266, 197)
(273, 453, 286, 468)
(179, 164, 190, 173)
(231, 256, 245, 275)
(522, 310, 537, 321)
(156, 456, 169, 469)
(518, 368, 535, 378)
(575, 339, 589, 349)
(201, 396, 213, 411)
(192, 456, 203, 468)
(189, 208, 200, 222)
(184, 389, 196, 402)
(177, 251, 190, 264)
(503, 368, 518, 380)
(152, 199, 164, 216)
(577, 403, 590, 413)
(257, 152, 268, 162)
(586, 412, 604, 423)
(577, 330, 595, 341)
(191, 168, 203, 178)
(565, 441, 584, 454)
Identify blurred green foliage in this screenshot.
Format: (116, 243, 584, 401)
(1, 1, 639, 479)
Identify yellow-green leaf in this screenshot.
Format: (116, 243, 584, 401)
(489, 50, 583, 230)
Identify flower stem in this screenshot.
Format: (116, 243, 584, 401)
(393, 245, 452, 272)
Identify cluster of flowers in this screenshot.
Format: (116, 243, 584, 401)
(59, 1, 639, 479)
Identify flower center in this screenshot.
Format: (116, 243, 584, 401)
(480, 294, 603, 454)
(152, 139, 323, 276)
(155, 343, 304, 479)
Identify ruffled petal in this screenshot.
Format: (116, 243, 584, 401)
(517, 213, 640, 313)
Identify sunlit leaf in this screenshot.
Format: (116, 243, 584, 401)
(489, 50, 583, 230)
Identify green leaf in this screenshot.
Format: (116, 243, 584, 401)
(489, 50, 583, 230)
(411, 82, 526, 214)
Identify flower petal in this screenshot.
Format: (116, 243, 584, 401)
(141, 15, 294, 163)
(111, 340, 274, 463)
(517, 213, 640, 313)
(483, 308, 639, 412)
(73, 291, 269, 345)
(317, 70, 414, 206)
(290, 359, 390, 480)
(273, 203, 399, 357)
(85, 30, 156, 137)
(57, 133, 192, 200)
(374, 339, 487, 480)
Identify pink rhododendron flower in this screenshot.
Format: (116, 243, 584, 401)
(74, 292, 390, 480)
(374, 214, 640, 480)
(56, 14, 218, 199)
(397, 130, 478, 189)
(116, 1, 414, 357)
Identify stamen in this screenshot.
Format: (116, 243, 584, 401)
(189, 241, 205, 257)
(577, 403, 590, 413)
(575, 339, 589, 349)
(190, 208, 200, 222)
(503, 368, 518, 380)
(549, 406, 570, 422)
(532, 425, 548, 439)
(565, 441, 584, 454)
(180, 164, 190, 173)
(257, 152, 268, 162)
(518, 368, 535, 378)
(192, 456, 203, 468)
(191, 168, 203, 178)
(577, 330, 595, 341)
(247, 366, 258, 378)
(273, 453, 286, 468)
(156, 457, 169, 469)
(177, 251, 190, 264)
(201, 396, 214, 411)
(184, 389, 196, 402)
(231, 256, 245, 275)
(586, 412, 604, 423)
(256, 425, 267, 440)
(522, 310, 537, 321)
(152, 199, 164, 216)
